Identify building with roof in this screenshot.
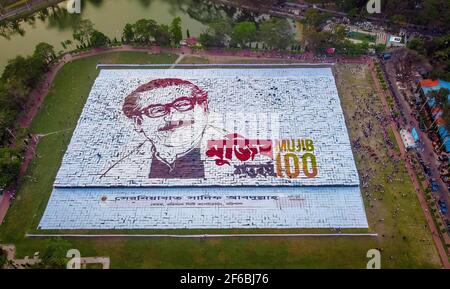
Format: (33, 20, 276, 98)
(417, 79, 450, 153)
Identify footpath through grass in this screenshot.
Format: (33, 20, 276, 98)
(0, 53, 441, 268)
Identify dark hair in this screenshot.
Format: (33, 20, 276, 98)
(123, 78, 208, 119)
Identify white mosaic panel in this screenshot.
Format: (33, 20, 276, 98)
(39, 187, 368, 229)
(54, 68, 359, 187)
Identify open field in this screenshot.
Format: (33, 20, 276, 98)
(347, 31, 376, 43)
(0, 51, 442, 268)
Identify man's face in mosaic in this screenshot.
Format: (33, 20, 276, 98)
(132, 80, 208, 155)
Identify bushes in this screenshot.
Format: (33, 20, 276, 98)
(36, 238, 72, 269)
(375, 63, 389, 92)
(121, 17, 185, 47)
(0, 42, 55, 190)
(0, 147, 21, 190)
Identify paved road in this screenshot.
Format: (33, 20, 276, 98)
(213, 0, 442, 38)
(381, 50, 450, 221)
(0, 0, 63, 22)
(1, 0, 442, 38)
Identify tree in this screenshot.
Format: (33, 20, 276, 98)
(154, 24, 171, 46)
(199, 18, 233, 47)
(407, 37, 426, 55)
(231, 21, 257, 48)
(170, 17, 182, 46)
(89, 30, 110, 47)
(1, 56, 42, 108)
(0, 147, 21, 190)
(198, 32, 217, 47)
(72, 19, 94, 46)
(304, 8, 329, 30)
(259, 18, 295, 50)
(122, 23, 135, 43)
(133, 19, 158, 43)
(38, 238, 72, 269)
(33, 42, 56, 69)
(304, 29, 332, 53)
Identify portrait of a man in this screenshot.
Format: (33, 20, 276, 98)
(107, 78, 209, 179)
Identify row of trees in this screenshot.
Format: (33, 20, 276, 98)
(198, 17, 295, 50)
(121, 17, 183, 47)
(0, 42, 56, 190)
(72, 11, 375, 54)
(407, 35, 450, 81)
(72, 19, 111, 49)
(306, 0, 450, 31)
(302, 8, 384, 56)
(120, 16, 296, 50)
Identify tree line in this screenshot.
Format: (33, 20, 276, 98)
(301, 7, 385, 56)
(197, 17, 296, 50)
(407, 35, 450, 82)
(120, 16, 297, 51)
(0, 42, 56, 191)
(303, 0, 450, 32)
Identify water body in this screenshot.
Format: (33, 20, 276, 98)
(0, 0, 226, 71)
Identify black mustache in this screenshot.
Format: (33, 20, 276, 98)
(158, 120, 195, 132)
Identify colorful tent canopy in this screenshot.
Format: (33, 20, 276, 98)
(420, 79, 450, 152)
(420, 79, 439, 87)
(411, 128, 419, 142)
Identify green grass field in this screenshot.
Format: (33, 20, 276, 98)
(347, 32, 376, 43)
(0, 52, 442, 268)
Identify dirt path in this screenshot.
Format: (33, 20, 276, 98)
(169, 54, 185, 68)
(368, 59, 450, 269)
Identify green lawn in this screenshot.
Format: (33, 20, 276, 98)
(347, 31, 376, 43)
(0, 53, 442, 268)
(179, 55, 210, 64)
(387, 127, 401, 154)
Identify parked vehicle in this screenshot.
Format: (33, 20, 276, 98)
(430, 180, 439, 192)
(422, 165, 432, 177)
(438, 200, 448, 214)
(382, 53, 392, 60)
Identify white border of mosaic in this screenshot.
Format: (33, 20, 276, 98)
(39, 187, 368, 229)
(39, 67, 367, 229)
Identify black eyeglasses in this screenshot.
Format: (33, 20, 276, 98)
(140, 96, 207, 118)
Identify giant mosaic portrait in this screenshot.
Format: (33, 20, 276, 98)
(55, 68, 359, 187)
(39, 67, 368, 230)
